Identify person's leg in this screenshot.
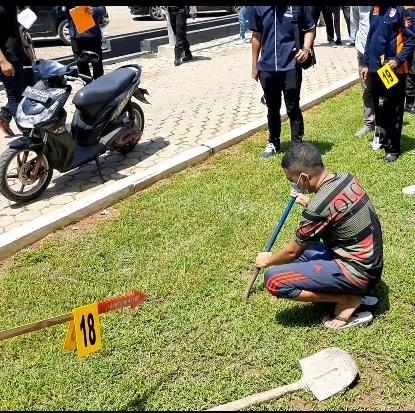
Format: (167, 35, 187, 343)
(179, 9, 191, 57)
(341, 5, 351, 37)
(0, 61, 27, 135)
(259, 71, 283, 155)
(309, 6, 321, 26)
(264, 256, 366, 328)
(333, 6, 342, 43)
(322, 6, 334, 43)
(405, 51, 415, 111)
(371, 74, 387, 150)
(72, 38, 92, 78)
(168, 9, 182, 64)
(238, 6, 247, 39)
(383, 73, 406, 160)
(405, 73, 415, 110)
(282, 67, 304, 145)
(175, 9, 188, 59)
(87, 39, 104, 79)
(355, 51, 375, 136)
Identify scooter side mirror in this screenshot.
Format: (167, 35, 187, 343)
(78, 51, 100, 64)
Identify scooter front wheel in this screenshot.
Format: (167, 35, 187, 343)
(0, 147, 54, 203)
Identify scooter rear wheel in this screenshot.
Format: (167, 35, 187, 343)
(115, 102, 145, 154)
(0, 147, 53, 203)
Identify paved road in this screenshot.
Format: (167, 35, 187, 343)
(0, 17, 356, 235)
(32, 6, 236, 60)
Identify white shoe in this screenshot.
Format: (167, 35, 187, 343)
(370, 133, 383, 151)
(260, 142, 280, 159)
(402, 184, 415, 195)
(236, 38, 245, 44)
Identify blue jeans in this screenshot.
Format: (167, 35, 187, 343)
(238, 6, 248, 39)
(0, 60, 34, 123)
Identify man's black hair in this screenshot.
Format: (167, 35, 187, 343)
(281, 143, 324, 175)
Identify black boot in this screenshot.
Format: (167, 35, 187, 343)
(182, 52, 193, 62)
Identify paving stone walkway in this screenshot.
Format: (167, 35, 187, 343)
(0, 21, 357, 235)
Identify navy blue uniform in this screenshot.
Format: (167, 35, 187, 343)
(362, 6, 415, 159)
(248, 6, 315, 72)
(248, 6, 315, 150)
(362, 6, 415, 73)
(65, 6, 106, 80)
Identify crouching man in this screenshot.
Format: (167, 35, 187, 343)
(256, 143, 384, 329)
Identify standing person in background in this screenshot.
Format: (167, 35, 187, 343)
(65, 5, 106, 80)
(248, 6, 315, 159)
(310, 6, 339, 47)
(0, 5, 34, 137)
(361, 5, 415, 163)
(351, 6, 375, 137)
(237, 6, 250, 44)
(405, 49, 415, 113)
(168, 6, 197, 67)
(341, 6, 351, 44)
(329, 6, 342, 45)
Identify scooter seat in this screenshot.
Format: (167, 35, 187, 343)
(73, 68, 136, 120)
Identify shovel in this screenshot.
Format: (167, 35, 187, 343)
(206, 347, 358, 411)
(244, 196, 296, 299)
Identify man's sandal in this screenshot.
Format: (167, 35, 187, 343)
(322, 311, 373, 330)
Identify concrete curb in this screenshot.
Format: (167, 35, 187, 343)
(0, 72, 359, 260)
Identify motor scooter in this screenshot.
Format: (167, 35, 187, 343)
(0, 51, 149, 203)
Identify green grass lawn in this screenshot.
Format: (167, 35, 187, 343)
(0, 84, 414, 411)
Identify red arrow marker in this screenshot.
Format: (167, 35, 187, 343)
(97, 289, 147, 314)
(0, 289, 148, 342)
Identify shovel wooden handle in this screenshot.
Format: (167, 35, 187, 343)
(243, 267, 260, 299)
(206, 380, 304, 411)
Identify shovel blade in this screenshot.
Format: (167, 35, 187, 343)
(300, 347, 358, 401)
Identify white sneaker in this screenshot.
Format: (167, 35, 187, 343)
(402, 184, 415, 195)
(260, 142, 280, 159)
(236, 38, 245, 44)
(370, 136, 382, 151)
(370, 128, 383, 151)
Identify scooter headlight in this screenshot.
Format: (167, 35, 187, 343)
(16, 100, 60, 129)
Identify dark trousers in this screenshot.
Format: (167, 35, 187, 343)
(406, 73, 415, 105)
(406, 50, 415, 105)
(372, 72, 406, 155)
(0, 59, 34, 123)
(71, 37, 104, 80)
(168, 7, 190, 59)
(320, 6, 341, 42)
(341, 6, 351, 37)
(259, 68, 304, 148)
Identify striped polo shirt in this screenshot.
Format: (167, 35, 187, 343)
(295, 173, 384, 288)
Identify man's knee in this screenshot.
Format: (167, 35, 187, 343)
(264, 267, 302, 299)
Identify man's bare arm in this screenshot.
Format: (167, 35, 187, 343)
(251, 31, 261, 81)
